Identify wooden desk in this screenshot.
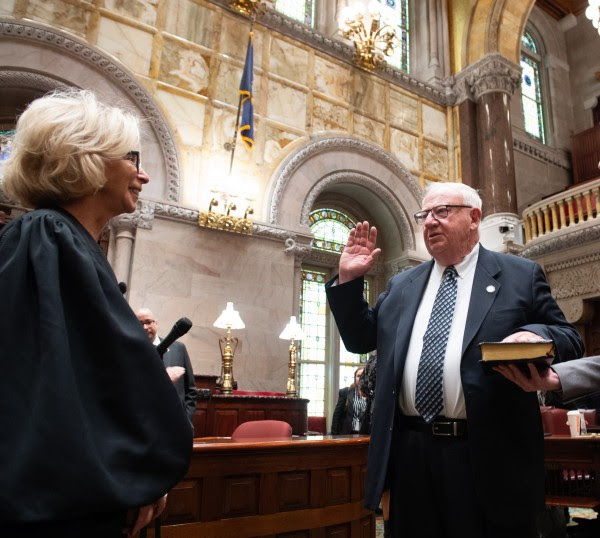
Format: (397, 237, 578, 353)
(544, 434, 600, 509)
(149, 435, 374, 538)
(193, 394, 309, 437)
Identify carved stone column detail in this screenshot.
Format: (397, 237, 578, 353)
(453, 53, 521, 104)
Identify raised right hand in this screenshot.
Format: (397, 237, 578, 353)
(339, 221, 381, 284)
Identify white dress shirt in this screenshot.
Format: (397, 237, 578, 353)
(399, 244, 480, 419)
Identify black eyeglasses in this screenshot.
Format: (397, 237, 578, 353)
(140, 319, 156, 326)
(124, 150, 140, 172)
(413, 205, 472, 225)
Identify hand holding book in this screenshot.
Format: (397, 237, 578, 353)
(492, 363, 562, 393)
(479, 333, 554, 376)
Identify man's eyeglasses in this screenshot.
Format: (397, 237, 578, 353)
(125, 150, 141, 173)
(140, 319, 156, 326)
(413, 205, 472, 225)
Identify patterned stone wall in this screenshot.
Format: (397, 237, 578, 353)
(1, 0, 453, 221)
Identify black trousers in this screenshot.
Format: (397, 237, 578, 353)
(389, 428, 537, 538)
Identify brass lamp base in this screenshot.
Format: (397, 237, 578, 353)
(218, 329, 239, 395)
(286, 340, 298, 397)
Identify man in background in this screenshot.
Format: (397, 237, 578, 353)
(136, 308, 197, 425)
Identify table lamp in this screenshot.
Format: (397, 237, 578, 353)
(279, 316, 304, 397)
(214, 302, 245, 394)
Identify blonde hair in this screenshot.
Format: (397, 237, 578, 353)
(3, 89, 140, 208)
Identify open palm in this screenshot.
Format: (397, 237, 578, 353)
(339, 221, 381, 283)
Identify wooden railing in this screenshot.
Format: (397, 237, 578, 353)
(523, 178, 600, 243)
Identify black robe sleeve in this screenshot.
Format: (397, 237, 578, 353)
(0, 209, 192, 523)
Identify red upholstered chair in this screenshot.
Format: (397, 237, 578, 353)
(307, 416, 327, 435)
(540, 406, 597, 435)
(230, 420, 292, 440)
(540, 406, 569, 435)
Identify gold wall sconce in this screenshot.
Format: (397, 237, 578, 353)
(339, 1, 399, 71)
(279, 316, 304, 398)
(229, 0, 266, 18)
(214, 302, 245, 394)
(198, 196, 254, 235)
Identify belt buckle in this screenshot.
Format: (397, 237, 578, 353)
(431, 421, 453, 436)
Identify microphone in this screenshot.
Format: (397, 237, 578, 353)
(156, 317, 192, 358)
(118, 282, 127, 295)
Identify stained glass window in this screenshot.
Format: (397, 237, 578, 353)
(520, 31, 545, 143)
(299, 209, 372, 417)
(376, 0, 410, 73)
(0, 130, 15, 181)
(299, 269, 328, 416)
(274, 0, 315, 27)
(309, 208, 355, 253)
(339, 279, 369, 387)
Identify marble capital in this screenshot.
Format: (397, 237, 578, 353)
(453, 53, 521, 103)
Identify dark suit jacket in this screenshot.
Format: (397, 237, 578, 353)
(326, 246, 583, 526)
(161, 340, 197, 424)
(331, 387, 360, 434)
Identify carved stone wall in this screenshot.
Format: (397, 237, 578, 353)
(0, 18, 181, 202)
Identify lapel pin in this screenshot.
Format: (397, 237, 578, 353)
(486, 285, 495, 293)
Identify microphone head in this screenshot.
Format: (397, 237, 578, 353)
(118, 282, 127, 295)
(174, 317, 193, 335)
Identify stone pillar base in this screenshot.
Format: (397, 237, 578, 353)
(479, 213, 523, 253)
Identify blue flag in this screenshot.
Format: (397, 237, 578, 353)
(239, 32, 254, 150)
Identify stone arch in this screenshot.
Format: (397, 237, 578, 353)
(464, 0, 535, 67)
(0, 18, 181, 202)
(266, 135, 423, 260)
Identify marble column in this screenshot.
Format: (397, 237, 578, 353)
(455, 54, 522, 251)
(474, 91, 516, 214)
(107, 204, 155, 293)
(108, 218, 137, 292)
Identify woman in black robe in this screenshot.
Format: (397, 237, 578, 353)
(0, 90, 192, 537)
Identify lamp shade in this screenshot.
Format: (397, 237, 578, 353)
(279, 316, 304, 341)
(213, 302, 245, 329)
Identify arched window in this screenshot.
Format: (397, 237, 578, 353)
(299, 208, 370, 417)
(377, 0, 410, 73)
(0, 130, 14, 181)
(520, 31, 545, 143)
(274, 0, 316, 27)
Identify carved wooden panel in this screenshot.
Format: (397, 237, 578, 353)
(326, 523, 350, 537)
(212, 409, 239, 436)
(154, 437, 375, 538)
(241, 409, 268, 423)
(162, 480, 200, 523)
(194, 395, 308, 437)
(325, 468, 351, 505)
(223, 475, 259, 517)
(278, 471, 310, 511)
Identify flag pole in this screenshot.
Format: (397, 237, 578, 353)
(228, 18, 254, 175)
(228, 96, 243, 175)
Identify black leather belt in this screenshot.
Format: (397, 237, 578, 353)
(403, 416, 467, 437)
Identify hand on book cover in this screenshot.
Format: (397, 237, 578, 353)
(493, 363, 561, 393)
(501, 330, 546, 343)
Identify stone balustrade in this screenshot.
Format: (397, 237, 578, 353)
(523, 179, 600, 244)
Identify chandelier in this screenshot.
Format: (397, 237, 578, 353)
(586, 0, 600, 35)
(339, 1, 399, 71)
